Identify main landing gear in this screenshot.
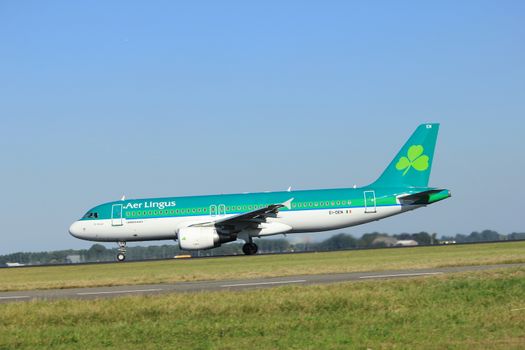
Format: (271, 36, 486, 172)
(117, 241, 126, 262)
(242, 240, 258, 255)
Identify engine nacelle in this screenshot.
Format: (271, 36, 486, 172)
(178, 227, 221, 250)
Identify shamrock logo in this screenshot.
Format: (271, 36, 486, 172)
(396, 145, 429, 176)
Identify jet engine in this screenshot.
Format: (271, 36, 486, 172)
(178, 227, 235, 250)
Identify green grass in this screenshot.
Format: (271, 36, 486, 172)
(1, 241, 524, 291)
(0, 267, 524, 349)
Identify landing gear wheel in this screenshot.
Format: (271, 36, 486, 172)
(116, 241, 127, 262)
(242, 242, 258, 255)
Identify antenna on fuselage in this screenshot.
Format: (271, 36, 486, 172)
(121, 195, 126, 201)
(287, 186, 292, 192)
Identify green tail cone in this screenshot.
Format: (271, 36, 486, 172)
(371, 123, 440, 188)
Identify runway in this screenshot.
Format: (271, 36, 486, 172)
(0, 263, 523, 303)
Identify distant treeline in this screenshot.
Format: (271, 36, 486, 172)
(1, 230, 524, 266)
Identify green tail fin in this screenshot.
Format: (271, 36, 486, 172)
(371, 123, 440, 188)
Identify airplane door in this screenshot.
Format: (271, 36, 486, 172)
(218, 204, 226, 216)
(111, 204, 123, 226)
(364, 191, 377, 213)
(210, 205, 217, 217)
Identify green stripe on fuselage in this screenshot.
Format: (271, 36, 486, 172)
(79, 187, 435, 221)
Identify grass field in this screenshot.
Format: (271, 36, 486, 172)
(1, 241, 524, 291)
(0, 267, 524, 349)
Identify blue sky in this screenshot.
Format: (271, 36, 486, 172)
(1, 1, 524, 254)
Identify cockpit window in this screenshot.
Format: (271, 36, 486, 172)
(83, 212, 99, 219)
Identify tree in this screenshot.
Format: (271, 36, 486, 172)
(479, 230, 501, 241)
(411, 232, 432, 245)
(509, 232, 525, 240)
(359, 232, 388, 247)
(87, 244, 107, 260)
(319, 234, 357, 250)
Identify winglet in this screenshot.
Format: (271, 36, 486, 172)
(281, 198, 294, 209)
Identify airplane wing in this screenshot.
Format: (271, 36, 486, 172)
(215, 198, 293, 225)
(190, 198, 294, 229)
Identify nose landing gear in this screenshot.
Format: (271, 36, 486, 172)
(117, 241, 127, 262)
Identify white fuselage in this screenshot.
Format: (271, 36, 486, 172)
(69, 204, 416, 243)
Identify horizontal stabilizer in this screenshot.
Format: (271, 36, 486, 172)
(398, 189, 451, 205)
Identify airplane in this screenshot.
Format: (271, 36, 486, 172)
(69, 123, 450, 261)
(5, 262, 26, 267)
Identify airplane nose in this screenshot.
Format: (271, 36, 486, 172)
(69, 221, 85, 238)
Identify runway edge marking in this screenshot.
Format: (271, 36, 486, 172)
(76, 288, 163, 296)
(359, 272, 444, 279)
(221, 280, 307, 288)
(0, 295, 30, 300)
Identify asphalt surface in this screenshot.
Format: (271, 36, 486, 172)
(0, 263, 523, 303)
